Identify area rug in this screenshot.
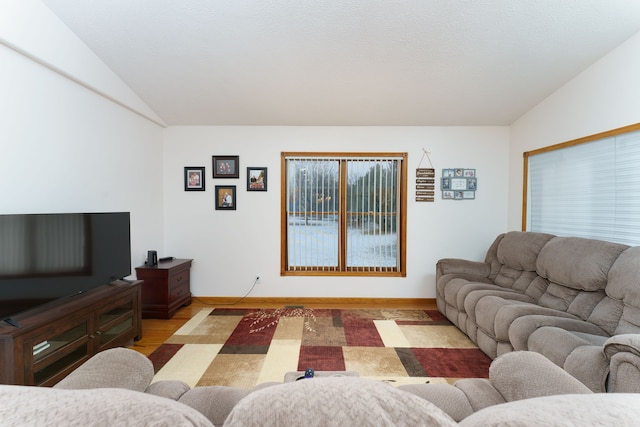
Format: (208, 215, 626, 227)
(148, 308, 491, 389)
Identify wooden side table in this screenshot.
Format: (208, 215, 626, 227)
(135, 258, 193, 319)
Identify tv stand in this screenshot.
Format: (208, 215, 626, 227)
(0, 280, 142, 386)
(1, 318, 21, 328)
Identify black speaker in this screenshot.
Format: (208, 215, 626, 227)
(146, 250, 158, 267)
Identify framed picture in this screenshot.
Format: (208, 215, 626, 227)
(247, 167, 267, 191)
(184, 167, 205, 191)
(451, 178, 467, 190)
(215, 185, 236, 210)
(212, 155, 239, 178)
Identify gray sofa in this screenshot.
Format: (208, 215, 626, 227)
(436, 230, 640, 392)
(1, 348, 640, 426)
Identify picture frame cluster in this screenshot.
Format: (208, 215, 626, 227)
(441, 168, 477, 200)
(183, 155, 268, 211)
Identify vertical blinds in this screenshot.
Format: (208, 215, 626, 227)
(527, 129, 640, 245)
(346, 158, 400, 271)
(286, 157, 340, 271)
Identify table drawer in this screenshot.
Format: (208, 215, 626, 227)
(169, 269, 190, 291)
(169, 269, 190, 304)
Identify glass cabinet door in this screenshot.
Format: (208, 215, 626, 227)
(31, 322, 88, 385)
(97, 300, 134, 349)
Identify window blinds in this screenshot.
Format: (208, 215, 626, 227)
(527, 129, 640, 245)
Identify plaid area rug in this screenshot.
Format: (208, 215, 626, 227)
(148, 308, 491, 389)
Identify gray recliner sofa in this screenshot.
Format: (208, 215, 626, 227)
(436, 230, 640, 392)
(3, 347, 640, 426)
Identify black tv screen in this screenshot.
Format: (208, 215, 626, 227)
(0, 212, 131, 322)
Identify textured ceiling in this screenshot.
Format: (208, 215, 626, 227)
(42, 0, 640, 126)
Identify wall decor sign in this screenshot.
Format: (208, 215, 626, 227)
(415, 168, 435, 202)
(247, 167, 267, 191)
(441, 168, 477, 200)
(215, 185, 236, 210)
(184, 166, 205, 191)
(415, 148, 435, 202)
(212, 155, 239, 178)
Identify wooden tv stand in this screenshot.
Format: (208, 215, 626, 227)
(0, 280, 142, 386)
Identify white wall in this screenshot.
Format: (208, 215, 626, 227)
(0, 2, 165, 274)
(508, 31, 640, 230)
(163, 126, 509, 299)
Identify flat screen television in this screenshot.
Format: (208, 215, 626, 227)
(0, 212, 131, 324)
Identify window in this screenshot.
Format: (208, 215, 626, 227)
(281, 152, 407, 276)
(524, 123, 640, 245)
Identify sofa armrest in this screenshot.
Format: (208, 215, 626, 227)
(603, 334, 640, 392)
(489, 351, 591, 402)
(603, 334, 640, 360)
(436, 258, 491, 282)
(54, 348, 153, 392)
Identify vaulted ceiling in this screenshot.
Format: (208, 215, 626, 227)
(42, 0, 640, 126)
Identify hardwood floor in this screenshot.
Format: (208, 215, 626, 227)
(128, 296, 437, 356)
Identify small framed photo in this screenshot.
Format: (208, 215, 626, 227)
(247, 167, 267, 191)
(215, 185, 236, 210)
(463, 191, 476, 199)
(184, 167, 205, 191)
(212, 155, 239, 178)
(441, 177, 451, 190)
(464, 169, 476, 177)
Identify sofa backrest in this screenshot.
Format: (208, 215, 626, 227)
(588, 246, 640, 335)
(535, 237, 629, 319)
(486, 231, 555, 296)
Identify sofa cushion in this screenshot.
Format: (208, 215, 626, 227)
(0, 385, 212, 427)
(525, 326, 610, 392)
(179, 385, 255, 427)
(146, 379, 191, 400)
(606, 246, 640, 303)
(536, 237, 628, 291)
(223, 377, 458, 427)
(564, 344, 610, 392)
(527, 326, 595, 367)
(488, 351, 591, 401)
(605, 246, 640, 334)
(459, 394, 640, 427)
(397, 383, 476, 422)
(496, 231, 554, 272)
